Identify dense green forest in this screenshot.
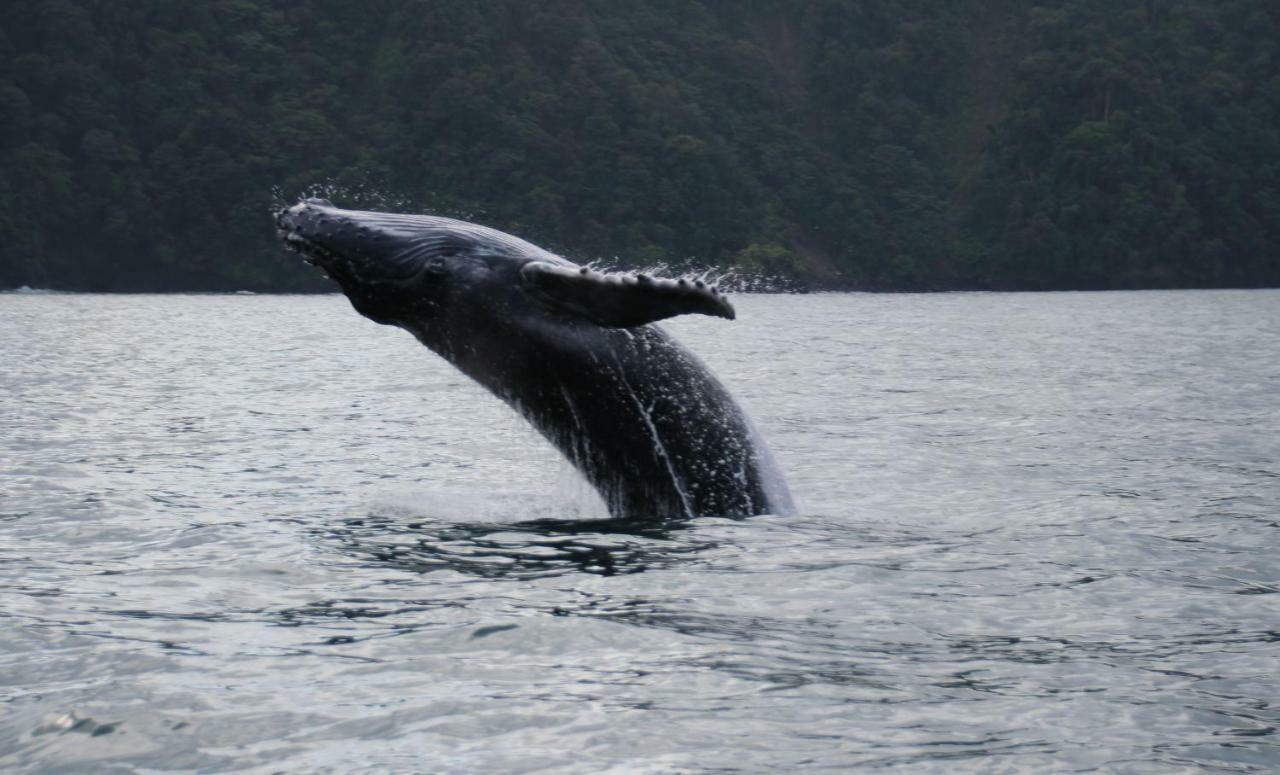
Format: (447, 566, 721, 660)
(1, 0, 1277, 291)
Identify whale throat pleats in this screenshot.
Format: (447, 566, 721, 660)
(520, 261, 735, 328)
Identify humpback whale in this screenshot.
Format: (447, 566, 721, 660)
(276, 199, 792, 519)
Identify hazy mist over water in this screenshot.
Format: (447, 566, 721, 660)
(2, 290, 1278, 772)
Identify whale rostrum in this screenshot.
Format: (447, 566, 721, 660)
(276, 198, 793, 520)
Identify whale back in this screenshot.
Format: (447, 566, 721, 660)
(444, 298, 793, 519)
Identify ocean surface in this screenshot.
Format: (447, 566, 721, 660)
(1, 290, 1278, 773)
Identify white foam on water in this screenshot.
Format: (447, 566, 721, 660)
(5, 286, 62, 294)
(370, 462, 609, 524)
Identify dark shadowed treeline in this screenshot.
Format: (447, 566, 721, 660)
(1, 1, 1277, 291)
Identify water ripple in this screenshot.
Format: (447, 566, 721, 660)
(1, 291, 1278, 772)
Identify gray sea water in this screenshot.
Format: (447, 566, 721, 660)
(1, 290, 1278, 773)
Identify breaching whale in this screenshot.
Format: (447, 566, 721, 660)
(276, 199, 792, 520)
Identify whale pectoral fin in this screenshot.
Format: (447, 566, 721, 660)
(520, 262, 736, 327)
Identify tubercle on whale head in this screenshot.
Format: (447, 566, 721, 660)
(276, 198, 467, 326)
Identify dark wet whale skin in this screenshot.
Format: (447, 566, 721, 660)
(277, 199, 793, 519)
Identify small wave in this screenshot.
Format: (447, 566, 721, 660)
(4, 285, 64, 294)
(371, 488, 606, 524)
(369, 461, 609, 523)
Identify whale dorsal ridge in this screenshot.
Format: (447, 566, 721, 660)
(520, 261, 736, 328)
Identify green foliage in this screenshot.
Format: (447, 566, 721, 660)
(965, 0, 1280, 289)
(0, 0, 1276, 291)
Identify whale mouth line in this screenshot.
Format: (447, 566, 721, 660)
(279, 228, 420, 288)
(279, 230, 337, 268)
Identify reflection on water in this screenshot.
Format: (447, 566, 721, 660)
(1, 291, 1279, 772)
(326, 512, 707, 580)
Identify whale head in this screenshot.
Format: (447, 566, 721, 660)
(275, 198, 562, 327)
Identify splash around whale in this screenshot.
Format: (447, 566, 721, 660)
(276, 199, 793, 520)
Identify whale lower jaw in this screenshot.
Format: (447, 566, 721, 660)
(279, 230, 334, 268)
(278, 229, 421, 288)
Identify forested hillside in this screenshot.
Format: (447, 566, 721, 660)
(2, 1, 1277, 291)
